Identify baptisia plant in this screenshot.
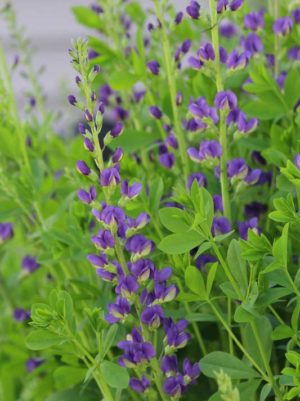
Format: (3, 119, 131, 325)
(2, 0, 300, 400)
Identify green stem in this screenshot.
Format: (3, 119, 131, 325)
(209, 0, 231, 222)
(184, 301, 207, 355)
(0, 42, 31, 172)
(250, 321, 283, 401)
(209, 300, 268, 380)
(153, 0, 189, 181)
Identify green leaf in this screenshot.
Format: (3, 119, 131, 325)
(100, 361, 129, 389)
(26, 330, 66, 350)
(272, 324, 294, 341)
(125, 2, 146, 24)
(102, 324, 119, 358)
(200, 351, 259, 379)
(272, 223, 289, 268)
(185, 266, 207, 300)
(227, 240, 248, 295)
(284, 69, 300, 108)
(158, 231, 205, 255)
(259, 384, 272, 401)
(108, 71, 139, 91)
(72, 6, 100, 29)
(158, 207, 190, 233)
(209, 379, 261, 401)
(54, 366, 86, 390)
(206, 262, 218, 298)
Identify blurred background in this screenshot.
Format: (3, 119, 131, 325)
(0, 0, 187, 132)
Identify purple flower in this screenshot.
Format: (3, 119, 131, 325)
(22, 255, 40, 273)
(130, 376, 150, 393)
(91, 4, 103, 14)
(196, 254, 217, 270)
(237, 112, 258, 133)
(277, 71, 287, 90)
(14, 308, 30, 322)
(197, 43, 215, 62)
(166, 133, 178, 149)
(252, 151, 266, 165)
(241, 33, 263, 55)
(187, 173, 207, 189)
(111, 122, 124, 138)
(106, 297, 131, 324)
(220, 47, 228, 64)
(96, 268, 116, 282)
(213, 194, 223, 212)
(238, 217, 259, 240)
(226, 50, 249, 70)
(118, 328, 156, 367)
(112, 148, 123, 163)
(116, 276, 139, 299)
(186, 1, 200, 19)
(189, 97, 218, 123)
(245, 169, 261, 185)
(220, 21, 237, 38)
(26, 358, 44, 373)
(125, 235, 154, 258)
(149, 105, 163, 119)
(293, 8, 300, 24)
(0, 223, 13, 243)
(217, 0, 229, 13)
(244, 9, 265, 31)
(129, 258, 155, 282)
(85, 109, 93, 122)
(159, 151, 175, 169)
(273, 17, 293, 36)
(215, 91, 237, 110)
(230, 0, 244, 11)
(127, 213, 150, 230)
(113, 106, 129, 121)
(161, 355, 179, 374)
(88, 49, 99, 60)
(187, 140, 222, 164)
(97, 205, 125, 227)
(227, 108, 241, 125)
(153, 282, 179, 303)
(295, 154, 300, 169)
(163, 375, 184, 397)
(83, 137, 94, 152)
(147, 60, 160, 75)
(67, 95, 77, 106)
(154, 267, 173, 282)
(91, 229, 115, 250)
(87, 252, 108, 268)
(183, 358, 201, 383)
(212, 217, 232, 236)
(121, 181, 142, 199)
(288, 47, 300, 60)
(76, 160, 91, 176)
(100, 165, 121, 187)
(188, 56, 203, 70)
(175, 11, 184, 25)
(227, 158, 248, 179)
(164, 319, 191, 349)
(245, 202, 267, 219)
(99, 83, 113, 105)
(182, 39, 192, 54)
(141, 305, 164, 329)
(77, 186, 96, 204)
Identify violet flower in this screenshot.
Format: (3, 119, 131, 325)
(161, 355, 179, 374)
(22, 255, 41, 273)
(116, 275, 139, 299)
(91, 229, 115, 250)
(121, 181, 142, 199)
(106, 297, 131, 324)
(183, 358, 201, 383)
(215, 91, 237, 110)
(147, 60, 160, 75)
(293, 8, 300, 24)
(237, 112, 258, 134)
(187, 173, 207, 189)
(111, 122, 124, 138)
(141, 305, 164, 329)
(175, 11, 184, 25)
(188, 56, 203, 70)
(186, 1, 200, 20)
(226, 50, 249, 70)
(212, 216, 232, 236)
(77, 186, 96, 204)
(163, 375, 184, 397)
(241, 33, 263, 55)
(288, 47, 300, 60)
(130, 376, 150, 393)
(295, 154, 300, 170)
(100, 165, 121, 187)
(76, 160, 91, 176)
(244, 9, 265, 31)
(14, 308, 30, 322)
(127, 213, 150, 230)
(220, 21, 237, 38)
(125, 234, 154, 258)
(149, 106, 163, 119)
(164, 319, 191, 350)
(238, 217, 259, 240)
(87, 252, 108, 268)
(26, 358, 44, 373)
(230, 0, 244, 11)
(129, 258, 154, 282)
(227, 158, 248, 180)
(0, 223, 13, 243)
(197, 43, 215, 62)
(187, 140, 222, 164)
(273, 17, 293, 36)
(112, 148, 123, 163)
(217, 0, 229, 14)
